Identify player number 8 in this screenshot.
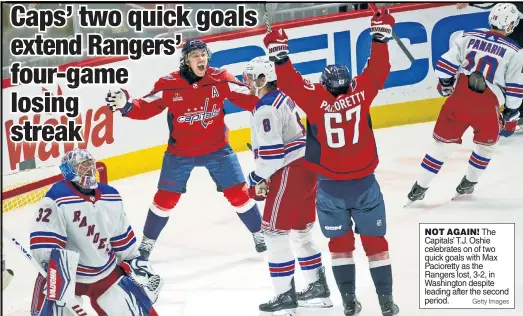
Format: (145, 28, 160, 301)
(324, 106, 361, 148)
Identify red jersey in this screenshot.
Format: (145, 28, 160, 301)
(124, 67, 258, 156)
(275, 41, 391, 180)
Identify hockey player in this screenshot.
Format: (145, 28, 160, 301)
(457, 2, 523, 131)
(244, 57, 332, 316)
(406, 3, 523, 203)
(263, 9, 399, 316)
(30, 149, 163, 315)
(106, 39, 266, 258)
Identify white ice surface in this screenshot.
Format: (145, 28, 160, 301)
(2, 122, 522, 315)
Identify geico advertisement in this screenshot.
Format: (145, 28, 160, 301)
(2, 5, 489, 173)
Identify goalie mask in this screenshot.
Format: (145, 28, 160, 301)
(59, 149, 98, 189)
(489, 3, 520, 35)
(243, 56, 277, 96)
(320, 64, 351, 97)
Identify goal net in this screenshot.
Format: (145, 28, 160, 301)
(2, 162, 108, 213)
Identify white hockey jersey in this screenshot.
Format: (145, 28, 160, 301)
(30, 181, 139, 284)
(250, 90, 306, 179)
(435, 29, 523, 110)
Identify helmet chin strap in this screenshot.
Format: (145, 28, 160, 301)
(254, 80, 268, 97)
(507, 22, 515, 35)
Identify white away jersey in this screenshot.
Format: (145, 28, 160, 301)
(30, 181, 139, 284)
(250, 90, 306, 179)
(435, 30, 523, 110)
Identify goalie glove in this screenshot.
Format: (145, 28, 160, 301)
(248, 171, 270, 201)
(263, 28, 290, 64)
(106, 89, 133, 115)
(121, 257, 164, 304)
(500, 107, 520, 137)
(370, 9, 396, 43)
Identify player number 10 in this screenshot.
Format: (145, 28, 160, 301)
(324, 105, 361, 148)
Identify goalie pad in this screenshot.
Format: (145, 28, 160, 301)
(46, 249, 79, 304)
(38, 296, 85, 316)
(97, 275, 158, 316)
(37, 249, 84, 316)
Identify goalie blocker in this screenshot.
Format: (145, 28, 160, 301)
(34, 249, 161, 316)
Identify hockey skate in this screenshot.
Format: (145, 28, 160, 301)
(341, 293, 362, 315)
(252, 231, 267, 253)
(138, 236, 157, 260)
(404, 182, 428, 207)
(452, 176, 477, 199)
(297, 266, 333, 308)
(378, 294, 399, 316)
(259, 278, 298, 316)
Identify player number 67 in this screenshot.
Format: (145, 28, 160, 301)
(324, 105, 362, 148)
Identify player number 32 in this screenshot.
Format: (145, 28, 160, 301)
(324, 105, 361, 148)
(36, 208, 52, 222)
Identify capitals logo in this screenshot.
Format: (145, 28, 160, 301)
(177, 98, 220, 128)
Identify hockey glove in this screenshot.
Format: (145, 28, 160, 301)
(370, 9, 396, 43)
(106, 89, 133, 115)
(263, 28, 289, 64)
(500, 107, 520, 137)
(248, 171, 270, 201)
(121, 257, 164, 304)
(437, 77, 455, 97)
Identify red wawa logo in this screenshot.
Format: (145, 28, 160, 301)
(4, 85, 115, 171)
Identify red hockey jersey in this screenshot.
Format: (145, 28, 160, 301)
(124, 67, 258, 156)
(275, 41, 391, 180)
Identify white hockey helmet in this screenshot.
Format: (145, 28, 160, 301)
(243, 56, 277, 96)
(488, 3, 520, 35)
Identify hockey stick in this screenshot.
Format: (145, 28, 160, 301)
(262, 3, 278, 33)
(3, 229, 88, 316)
(368, 3, 415, 62)
(262, 3, 271, 33)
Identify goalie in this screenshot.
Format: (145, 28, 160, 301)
(29, 149, 163, 315)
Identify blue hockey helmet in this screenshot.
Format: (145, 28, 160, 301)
(181, 39, 210, 55)
(59, 149, 98, 189)
(180, 39, 212, 70)
(319, 64, 351, 96)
